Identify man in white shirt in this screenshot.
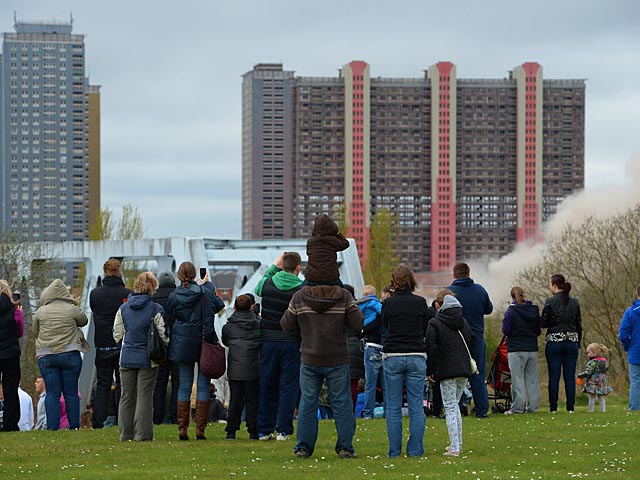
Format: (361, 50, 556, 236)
(18, 386, 34, 431)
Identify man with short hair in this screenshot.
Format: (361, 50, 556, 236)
(34, 376, 47, 430)
(619, 284, 640, 410)
(447, 262, 493, 418)
(90, 258, 131, 428)
(281, 284, 363, 459)
(254, 251, 303, 441)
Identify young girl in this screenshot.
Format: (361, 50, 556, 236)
(578, 343, 613, 412)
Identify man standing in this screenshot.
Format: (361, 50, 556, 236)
(254, 252, 303, 441)
(281, 284, 363, 459)
(448, 262, 493, 418)
(90, 258, 131, 429)
(619, 284, 640, 411)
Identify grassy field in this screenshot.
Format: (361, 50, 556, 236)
(1, 397, 636, 480)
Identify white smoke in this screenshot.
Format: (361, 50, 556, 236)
(484, 155, 640, 306)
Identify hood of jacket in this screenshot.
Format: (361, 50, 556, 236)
(440, 294, 461, 313)
(451, 277, 474, 288)
(437, 305, 465, 331)
(311, 213, 339, 236)
(126, 293, 153, 310)
(356, 294, 378, 306)
(272, 270, 303, 291)
(510, 300, 540, 324)
(172, 282, 203, 308)
(40, 279, 76, 306)
(300, 285, 344, 313)
(227, 310, 260, 330)
(0, 292, 14, 314)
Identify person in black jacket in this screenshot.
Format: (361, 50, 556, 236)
(501, 286, 542, 414)
(221, 294, 261, 440)
(426, 291, 475, 457)
(542, 274, 582, 414)
(151, 271, 179, 424)
(344, 284, 364, 413)
(89, 258, 132, 429)
(382, 265, 429, 458)
(0, 280, 23, 432)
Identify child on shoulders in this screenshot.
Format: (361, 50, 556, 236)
(304, 213, 349, 286)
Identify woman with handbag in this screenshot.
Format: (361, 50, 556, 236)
(426, 290, 475, 457)
(167, 261, 225, 440)
(113, 272, 168, 441)
(32, 279, 88, 430)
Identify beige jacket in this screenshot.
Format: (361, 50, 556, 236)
(33, 279, 88, 357)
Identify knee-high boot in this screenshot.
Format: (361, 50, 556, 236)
(195, 400, 210, 440)
(177, 400, 190, 441)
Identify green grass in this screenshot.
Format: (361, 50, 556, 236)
(1, 399, 637, 479)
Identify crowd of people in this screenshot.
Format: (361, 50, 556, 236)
(1, 212, 639, 461)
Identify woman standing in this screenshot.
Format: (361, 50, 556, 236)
(382, 265, 429, 458)
(113, 272, 168, 441)
(33, 279, 88, 430)
(426, 290, 475, 456)
(0, 280, 24, 432)
(501, 287, 542, 414)
(167, 262, 225, 440)
(542, 274, 582, 414)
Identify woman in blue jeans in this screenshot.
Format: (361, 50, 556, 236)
(542, 274, 582, 413)
(33, 279, 88, 430)
(167, 262, 224, 441)
(382, 265, 429, 458)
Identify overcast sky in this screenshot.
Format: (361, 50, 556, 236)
(2, 0, 639, 239)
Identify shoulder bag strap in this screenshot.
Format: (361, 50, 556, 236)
(458, 331, 472, 360)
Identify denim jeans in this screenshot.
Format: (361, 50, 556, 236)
(295, 363, 355, 456)
(257, 341, 300, 436)
(384, 355, 426, 457)
(628, 363, 640, 410)
(363, 345, 385, 418)
(469, 335, 489, 417)
(38, 351, 83, 430)
(176, 362, 210, 401)
(545, 341, 579, 412)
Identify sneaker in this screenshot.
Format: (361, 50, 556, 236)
(362, 416, 373, 420)
(443, 450, 460, 457)
(446, 445, 462, 454)
(550, 410, 557, 414)
(224, 432, 236, 440)
(258, 433, 274, 441)
(337, 449, 358, 459)
(276, 433, 288, 441)
(568, 410, 574, 414)
(295, 449, 311, 459)
(504, 410, 521, 415)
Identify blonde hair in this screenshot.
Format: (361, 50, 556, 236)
(0, 280, 17, 305)
(133, 272, 158, 295)
(510, 286, 526, 305)
(435, 288, 455, 306)
(587, 343, 609, 358)
(363, 285, 377, 296)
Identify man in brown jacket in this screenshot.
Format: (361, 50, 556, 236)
(281, 285, 363, 460)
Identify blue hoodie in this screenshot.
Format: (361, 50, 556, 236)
(448, 277, 493, 335)
(358, 294, 382, 327)
(619, 299, 640, 364)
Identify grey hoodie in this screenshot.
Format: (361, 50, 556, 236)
(33, 279, 88, 357)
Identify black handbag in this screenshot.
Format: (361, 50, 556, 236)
(147, 304, 166, 364)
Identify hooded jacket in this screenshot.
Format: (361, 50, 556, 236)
(448, 276, 493, 335)
(167, 281, 225, 363)
(222, 310, 261, 381)
(90, 276, 131, 348)
(255, 264, 302, 341)
(382, 288, 429, 354)
(502, 300, 542, 352)
(425, 295, 476, 382)
(113, 293, 168, 368)
(33, 279, 88, 357)
(280, 285, 363, 366)
(304, 214, 350, 283)
(0, 293, 20, 360)
(619, 298, 640, 364)
(541, 292, 582, 344)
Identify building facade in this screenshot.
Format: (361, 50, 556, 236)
(0, 18, 99, 242)
(242, 62, 585, 272)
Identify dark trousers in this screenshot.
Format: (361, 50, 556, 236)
(226, 379, 259, 435)
(0, 356, 21, 432)
(545, 340, 579, 412)
(152, 359, 179, 424)
(93, 349, 121, 428)
(431, 380, 443, 416)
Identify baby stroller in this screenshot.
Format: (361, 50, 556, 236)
(487, 336, 512, 413)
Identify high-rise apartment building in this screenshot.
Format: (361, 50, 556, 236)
(0, 18, 100, 242)
(242, 61, 584, 272)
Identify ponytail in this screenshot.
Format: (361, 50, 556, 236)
(510, 286, 526, 305)
(551, 274, 571, 305)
